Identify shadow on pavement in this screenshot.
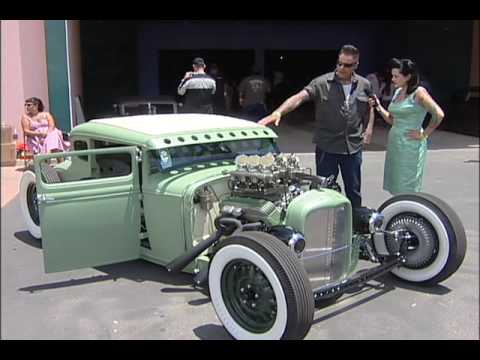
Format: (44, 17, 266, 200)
(193, 324, 232, 340)
(188, 297, 211, 306)
(14, 231, 42, 249)
(18, 259, 194, 293)
(377, 272, 452, 295)
(19, 274, 115, 293)
(313, 283, 395, 325)
(312, 272, 452, 324)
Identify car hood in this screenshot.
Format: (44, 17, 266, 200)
(144, 163, 236, 197)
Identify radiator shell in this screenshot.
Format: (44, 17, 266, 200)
(285, 189, 352, 291)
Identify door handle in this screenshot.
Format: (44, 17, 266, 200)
(37, 194, 56, 204)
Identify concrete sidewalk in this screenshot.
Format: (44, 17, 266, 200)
(274, 120, 479, 154)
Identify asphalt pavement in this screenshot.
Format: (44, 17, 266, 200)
(1, 120, 478, 340)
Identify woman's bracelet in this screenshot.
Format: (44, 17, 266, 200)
(421, 129, 429, 140)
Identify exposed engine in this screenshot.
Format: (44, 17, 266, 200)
(228, 153, 340, 209)
(191, 153, 353, 289)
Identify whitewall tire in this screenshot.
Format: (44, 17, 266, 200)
(379, 193, 466, 285)
(208, 232, 314, 340)
(19, 170, 42, 239)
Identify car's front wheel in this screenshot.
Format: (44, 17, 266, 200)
(19, 170, 41, 239)
(208, 231, 314, 340)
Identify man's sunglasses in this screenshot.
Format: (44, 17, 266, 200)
(25, 103, 35, 107)
(337, 61, 357, 68)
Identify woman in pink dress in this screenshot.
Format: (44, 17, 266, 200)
(20, 97, 69, 155)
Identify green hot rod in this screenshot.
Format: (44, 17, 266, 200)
(19, 114, 466, 340)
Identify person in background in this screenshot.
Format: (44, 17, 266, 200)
(367, 60, 396, 125)
(259, 45, 374, 209)
(178, 57, 216, 114)
(369, 58, 444, 195)
(208, 63, 228, 115)
(21, 97, 69, 155)
(238, 68, 271, 121)
(270, 71, 291, 110)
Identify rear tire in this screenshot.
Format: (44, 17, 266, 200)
(378, 193, 466, 286)
(208, 231, 314, 340)
(19, 170, 41, 239)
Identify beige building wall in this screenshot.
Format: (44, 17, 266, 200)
(1, 20, 83, 142)
(1, 20, 50, 140)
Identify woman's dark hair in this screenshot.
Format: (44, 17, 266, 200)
(390, 58, 420, 95)
(25, 97, 44, 112)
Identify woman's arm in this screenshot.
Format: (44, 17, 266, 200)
(416, 87, 444, 137)
(369, 95, 394, 125)
(21, 116, 43, 138)
(45, 112, 57, 132)
(406, 87, 445, 140)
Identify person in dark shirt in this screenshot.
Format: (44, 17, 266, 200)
(208, 63, 228, 115)
(178, 57, 216, 114)
(259, 45, 374, 208)
(238, 68, 271, 121)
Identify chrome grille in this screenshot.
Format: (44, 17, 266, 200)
(300, 205, 350, 290)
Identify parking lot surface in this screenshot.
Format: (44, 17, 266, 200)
(1, 122, 478, 339)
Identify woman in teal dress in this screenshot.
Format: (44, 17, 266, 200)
(369, 59, 444, 195)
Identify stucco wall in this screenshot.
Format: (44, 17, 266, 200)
(1, 20, 49, 140)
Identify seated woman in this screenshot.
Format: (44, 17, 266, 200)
(21, 97, 69, 155)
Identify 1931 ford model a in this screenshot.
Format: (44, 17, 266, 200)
(19, 114, 466, 340)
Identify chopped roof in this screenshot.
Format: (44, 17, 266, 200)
(70, 114, 277, 149)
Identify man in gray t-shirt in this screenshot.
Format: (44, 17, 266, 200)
(259, 45, 374, 208)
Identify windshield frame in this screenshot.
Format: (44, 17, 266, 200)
(149, 137, 279, 173)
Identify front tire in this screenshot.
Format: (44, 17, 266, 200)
(19, 170, 41, 239)
(378, 193, 466, 286)
(208, 231, 314, 340)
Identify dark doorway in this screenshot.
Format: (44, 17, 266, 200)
(80, 21, 139, 119)
(265, 49, 338, 92)
(264, 49, 338, 122)
(158, 49, 255, 111)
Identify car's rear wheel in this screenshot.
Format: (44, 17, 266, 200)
(19, 170, 41, 239)
(378, 193, 466, 286)
(208, 231, 314, 340)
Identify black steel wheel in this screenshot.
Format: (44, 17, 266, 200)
(208, 231, 314, 340)
(378, 193, 466, 286)
(26, 183, 40, 226)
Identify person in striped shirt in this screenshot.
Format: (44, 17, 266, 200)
(178, 57, 216, 114)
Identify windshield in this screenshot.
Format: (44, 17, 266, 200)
(149, 138, 279, 172)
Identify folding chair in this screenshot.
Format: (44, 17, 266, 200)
(21, 133, 34, 170)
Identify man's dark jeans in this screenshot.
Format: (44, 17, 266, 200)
(315, 146, 362, 208)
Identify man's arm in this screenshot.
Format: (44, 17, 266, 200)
(363, 106, 374, 144)
(178, 72, 193, 95)
(258, 89, 310, 126)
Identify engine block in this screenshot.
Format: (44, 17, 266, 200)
(229, 153, 310, 200)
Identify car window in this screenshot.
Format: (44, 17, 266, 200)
(149, 138, 279, 173)
(74, 140, 89, 161)
(38, 151, 133, 184)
